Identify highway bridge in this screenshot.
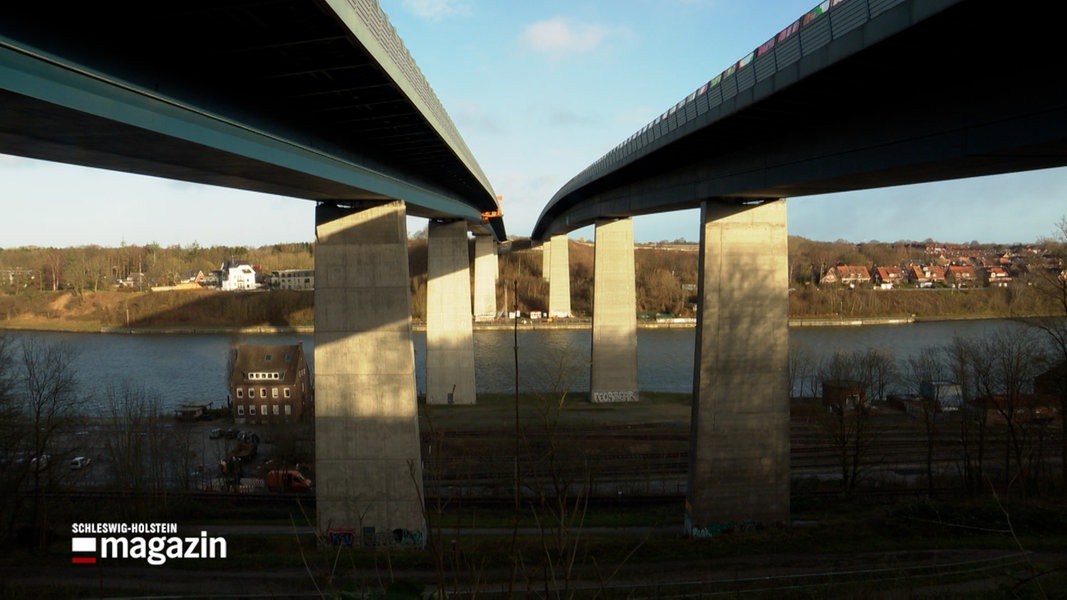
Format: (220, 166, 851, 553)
(0, 0, 504, 543)
(532, 0, 1067, 533)
(0, 1, 504, 238)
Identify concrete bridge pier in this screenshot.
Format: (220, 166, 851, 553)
(473, 234, 498, 321)
(590, 217, 639, 403)
(686, 199, 790, 534)
(541, 239, 551, 281)
(313, 200, 425, 546)
(426, 219, 477, 405)
(548, 233, 571, 318)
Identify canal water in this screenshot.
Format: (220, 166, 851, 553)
(0, 319, 1032, 412)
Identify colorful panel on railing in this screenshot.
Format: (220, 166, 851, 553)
(610, 0, 858, 170)
(777, 20, 800, 42)
(737, 51, 755, 70)
(803, 0, 833, 26)
(757, 37, 777, 57)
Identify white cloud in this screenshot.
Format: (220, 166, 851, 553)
(520, 17, 615, 56)
(400, 0, 470, 20)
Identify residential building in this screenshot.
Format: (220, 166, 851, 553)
(908, 264, 946, 287)
(229, 343, 313, 424)
(116, 272, 146, 289)
(945, 265, 977, 287)
(1, 268, 35, 288)
(180, 270, 206, 286)
(271, 269, 314, 290)
(822, 379, 867, 413)
(919, 380, 963, 411)
(218, 261, 258, 291)
(824, 265, 871, 287)
(984, 266, 1012, 287)
(873, 266, 905, 288)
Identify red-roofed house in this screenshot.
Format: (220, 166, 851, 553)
(822, 265, 871, 287)
(946, 265, 978, 287)
(984, 266, 1012, 287)
(909, 264, 946, 287)
(873, 266, 905, 289)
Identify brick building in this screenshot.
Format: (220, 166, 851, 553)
(229, 343, 313, 424)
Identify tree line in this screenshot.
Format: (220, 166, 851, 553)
(0, 242, 314, 293)
(792, 322, 1067, 500)
(3, 231, 1064, 322)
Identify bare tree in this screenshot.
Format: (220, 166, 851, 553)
(42, 249, 64, 291)
(857, 347, 898, 403)
(967, 328, 1050, 497)
(100, 381, 168, 517)
(1021, 216, 1067, 491)
(788, 343, 817, 399)
(0, 335, 27, 542)
(815, 350, 882, 495)
(944, 336, 985, 495)
(907, 346, 948, 496)
(14, 338, 80, 547)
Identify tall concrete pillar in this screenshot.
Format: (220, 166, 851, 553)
(314, 201, 424, 545)
(548, 234, 571, 318)
(541, 239, 551, 281)
(590, 218, 639, 403)
(473, 235, 498, 321)
(686, 199, 790, 533)
(426, 219, 477, 405)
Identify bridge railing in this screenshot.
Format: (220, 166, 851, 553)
(563, 0, 908, 194)
(349, 0, 494, 196)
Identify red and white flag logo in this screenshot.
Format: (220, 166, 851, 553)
(71, 537, 97, 564)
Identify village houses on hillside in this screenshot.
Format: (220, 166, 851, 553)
(817, 243, 1050, 289)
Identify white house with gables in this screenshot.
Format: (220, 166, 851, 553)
(218, 261, 258, 291)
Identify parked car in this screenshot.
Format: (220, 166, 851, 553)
(69, 456, 91, 470)
(209, 428, 223, 439)
(224, 428, 238, 439)
(265, 469, 312, 492)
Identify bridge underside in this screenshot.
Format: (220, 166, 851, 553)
(533, 0, 1067, 532)
(0, 1, 505, 239)
(0, 89, 393, 205)
(536, 0, 1067, 236)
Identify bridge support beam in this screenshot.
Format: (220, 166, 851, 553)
(314, 201, 425, 546)
(687, 199, 790, 534)
(426, 219, 477, 405)
(590, 217, 639, 403)
(548, 234, 571, 318)
(473, 235, 498, 321)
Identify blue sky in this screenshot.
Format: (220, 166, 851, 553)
(2, 0, 1065, 248)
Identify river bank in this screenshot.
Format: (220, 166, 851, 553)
(2, 287, 1061, 335)
(13, 316, 919, 335)
(2, 314, 1037, 335)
